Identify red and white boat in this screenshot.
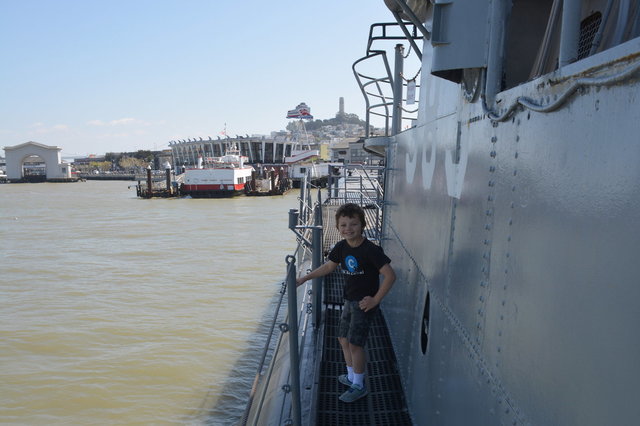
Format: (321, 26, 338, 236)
(180, 147, 253, 198)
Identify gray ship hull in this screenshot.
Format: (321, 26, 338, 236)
(381, 32, 640, 426)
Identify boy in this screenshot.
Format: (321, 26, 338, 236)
(296, 203, 396, 403)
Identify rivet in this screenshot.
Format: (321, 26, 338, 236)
(515, 152, 519, 159)
(489, 165, 496, 172)
(490, 150, 497, 158)
(491, 136, 497, 143)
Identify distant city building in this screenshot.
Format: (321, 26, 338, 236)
(329, 138, 351, 163)
(348, 139, 369, 164)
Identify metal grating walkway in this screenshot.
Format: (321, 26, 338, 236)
(314, 202, 412, 425)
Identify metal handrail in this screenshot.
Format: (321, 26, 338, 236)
(242, 171, 325, 425)
(244, 160, 391, 424)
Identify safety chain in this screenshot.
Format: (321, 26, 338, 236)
(400, 68, 422, 83)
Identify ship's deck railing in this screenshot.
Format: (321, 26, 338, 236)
(240, 173, 324, 426)
(242, 167, 393, 425)
(353, 22, 422, 137)
(327, 163, 385, 242)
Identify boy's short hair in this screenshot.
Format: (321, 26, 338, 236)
(335, 203, 366, 230)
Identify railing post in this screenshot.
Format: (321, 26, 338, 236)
(317, 190, 323, 227)
(311, 220, 322, 328)
(299, 174, 306, 223)
(392, 43, 404, 136)
(285, 255, 302, 426)
(344, 168, 348, 204)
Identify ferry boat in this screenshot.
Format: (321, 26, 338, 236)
(243, 1, 640, 425)
(180, 147, 253, 198)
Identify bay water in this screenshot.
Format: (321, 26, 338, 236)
(0, 180, 298, 425)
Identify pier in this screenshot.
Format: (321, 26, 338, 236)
(242, 165, 412, 425)
(135, 167, 180, 198)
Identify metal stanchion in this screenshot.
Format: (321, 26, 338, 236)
(284, 255, 301, 426)
(311, 224, 322, 329)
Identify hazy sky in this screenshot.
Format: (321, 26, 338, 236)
(1, 1, 395, 156)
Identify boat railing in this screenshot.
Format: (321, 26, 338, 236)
(241, 171, 324, 426)
(327, 163, 385, 241)
(353, 22, 422, 137)
(242, 164, 388, 424)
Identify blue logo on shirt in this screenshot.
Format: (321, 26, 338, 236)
(345, 255, 358, 273)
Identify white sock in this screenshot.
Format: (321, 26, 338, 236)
(353, 372, 364, 387)
(346, 365, 354, 382)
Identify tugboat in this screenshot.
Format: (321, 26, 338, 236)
(180, 145, 253, 198)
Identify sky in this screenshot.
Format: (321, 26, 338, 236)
(0, 0, 397, 157)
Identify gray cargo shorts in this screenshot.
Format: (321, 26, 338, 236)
(338, 299, 378, 347)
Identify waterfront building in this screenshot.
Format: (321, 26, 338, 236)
(168, 135, 297, 168)
(3, 141, 73, 182)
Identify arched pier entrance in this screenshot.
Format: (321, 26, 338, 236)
(3, 141, 73, 182)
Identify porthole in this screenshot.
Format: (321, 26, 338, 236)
(420, 292, 431, 354)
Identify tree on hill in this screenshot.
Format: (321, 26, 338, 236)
(286, 112, 367, 132)
(119, 156, 147, 171)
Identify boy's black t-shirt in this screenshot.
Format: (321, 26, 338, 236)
(328, 238, 391, 301)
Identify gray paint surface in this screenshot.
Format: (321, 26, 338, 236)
(381, 30, 640, 425)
